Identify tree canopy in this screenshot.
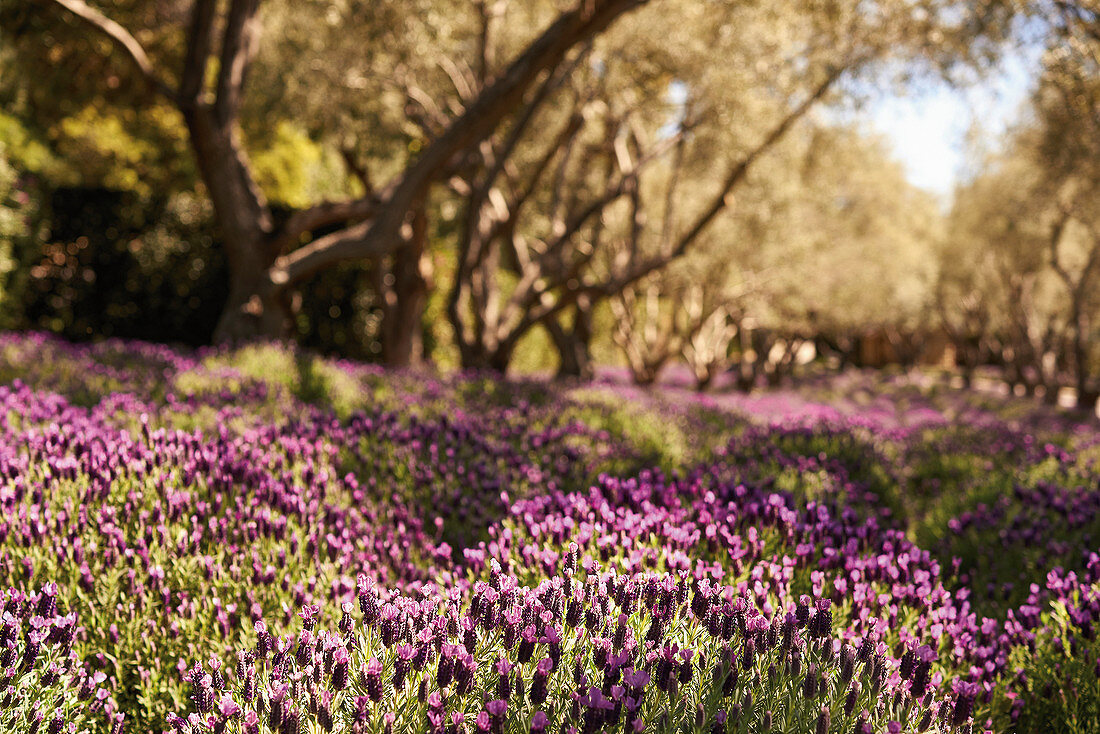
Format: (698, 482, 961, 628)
(7, 0, 1100, 403)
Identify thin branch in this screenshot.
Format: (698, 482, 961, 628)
(47, 0, 175, 99)
(552, 67, 843, 301)
(548, 104, 598, 232)
(537, 124, 689, 272)
(476, 1, 493, 87)
(1079, 219, 1100, 294)
(439, 56, 477, 105)
(662, 66, 843, 264)
(403, 81, 451, 136)
(481, 43, 591, 209)
(491, 111, 585, 243)
(340, 147, 375, 197)
(271, 196, 384, 256)
(1049, 209, 1074, 287)
(659, 106, 692, 248)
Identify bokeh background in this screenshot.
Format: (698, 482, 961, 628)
(1, 0, 1098, 410)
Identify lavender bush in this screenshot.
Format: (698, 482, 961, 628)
(0, 332, 1098, 733)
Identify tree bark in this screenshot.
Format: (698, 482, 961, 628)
(458, 344, 515, 373)
(1072, 308, 1096, 412)
(546, 297, 594, 380)
(182, 105, 290, 342)
(378, 205, 430, 367)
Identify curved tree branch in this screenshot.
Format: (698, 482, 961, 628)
(270, 196, 384, 256)
(661, 65, 844, 265)
(272, 0, 650, 288)
(47, 0, 176, 100)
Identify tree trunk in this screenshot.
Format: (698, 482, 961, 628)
(733, 351, 757, 392)
(378, 249, 427, 368)
(1042, 362, 1061, 405)
(379, 206, 430, 367)
(695, 369, 716, 392)
(454, 318, 518, 376)
(214, 268, 293, 343)
(960, 369, 973, 390)
(633, 366, 660, 387)
(459, 345, 514, 373)
(734, 325, 755, 392)
(1071, 309, 1095, 412)
(183, 105, 291, 343)
(547, 298, 594, 380)
(1075, 368, 1097, 412)
(1076, 386, 1097, 413)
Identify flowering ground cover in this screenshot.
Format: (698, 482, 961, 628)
(1, 333, 1100, 733)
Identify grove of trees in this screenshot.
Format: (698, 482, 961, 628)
(4, 0, 1100, 408)
(944, 3, 1100, 409)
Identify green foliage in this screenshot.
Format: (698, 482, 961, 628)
(1000, 594, 1100, 734)
(0, 134, 45, 326)
(54, 105, 161, 194)
(561, 389, 695, 474)
(0, 148, 21, 306)
(203, 572, 892, 734)
(250, 121, 349, 209)
(0, 111, 56, 175)
(191, 342, 369, 418)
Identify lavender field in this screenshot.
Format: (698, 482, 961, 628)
(1, 332, 1098, 734)
(11, 0, 1100, 731)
